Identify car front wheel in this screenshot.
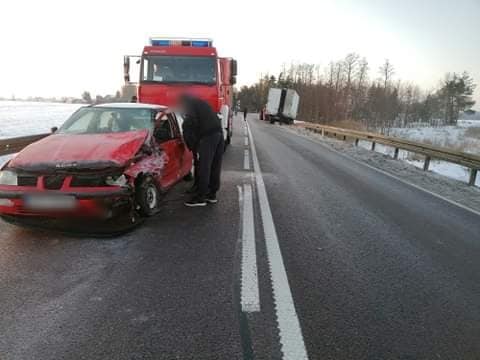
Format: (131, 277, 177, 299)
(136, 176, 160, 216)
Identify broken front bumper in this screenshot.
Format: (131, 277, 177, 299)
(0, 186, 132, 218)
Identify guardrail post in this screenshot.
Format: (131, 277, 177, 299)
(394, 148, 399, 159)
(469, 169, 478, 186)
(295, 125, 480, 181)
(423, 156, 431, 171)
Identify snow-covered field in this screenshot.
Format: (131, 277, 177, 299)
(354, 121, 480, 186)
(0, 100, 83, 166)
(389, 120, 480, 155)
(0, 100, 82, 139)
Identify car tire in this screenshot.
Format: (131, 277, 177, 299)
(136, 176, 160, 217)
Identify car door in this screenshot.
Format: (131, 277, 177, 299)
(154, 113, 180, 189)
(171, 113, 193, 177)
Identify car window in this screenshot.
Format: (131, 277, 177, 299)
(59, 108, 154, 134)
(65, 111, 95, 133)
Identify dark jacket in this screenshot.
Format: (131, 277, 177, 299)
(181, 96, 222, 151)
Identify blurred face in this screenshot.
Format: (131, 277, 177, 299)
(175, 93, 191, 114)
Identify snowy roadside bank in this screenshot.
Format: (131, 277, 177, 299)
(282, 125, 480, 214)
(0, 101, 82, 168)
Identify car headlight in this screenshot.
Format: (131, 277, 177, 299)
(105, 174, 128, 187)
(0, 170, 18, 186)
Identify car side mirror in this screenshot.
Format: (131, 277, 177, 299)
(51, 126, 58, 133)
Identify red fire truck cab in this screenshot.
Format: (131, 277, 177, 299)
(124, 37, 237, 146)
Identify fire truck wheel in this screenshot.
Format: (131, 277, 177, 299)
(136, 176, 160, 217)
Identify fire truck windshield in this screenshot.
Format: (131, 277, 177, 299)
(141, 56, 216, 85)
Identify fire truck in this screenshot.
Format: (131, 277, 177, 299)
(123, 37, 237, 146)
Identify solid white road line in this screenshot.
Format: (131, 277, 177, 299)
(241, 184, 260, 313)
(244, 149, 251, 170)
(247, 123, 309, 359)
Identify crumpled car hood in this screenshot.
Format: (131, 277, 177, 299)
(9, 130, 149, 171)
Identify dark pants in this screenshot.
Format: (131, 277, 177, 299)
(197, 132, 224, 198)
(192, 150, 199, 187)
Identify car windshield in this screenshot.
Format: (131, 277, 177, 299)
(141, 55, 216, 85)
(58, 107, 154, 135)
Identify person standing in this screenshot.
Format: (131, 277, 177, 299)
(179, 94, 224, 207)
(243, 107, 248, 121)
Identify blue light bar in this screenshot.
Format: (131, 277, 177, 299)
(151, 39, 170, 46)
(192, 40, 210, 47)
(149, 37, 213, 48)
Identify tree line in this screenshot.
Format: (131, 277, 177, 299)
(81, 90, 124, 104)
(236, 54, 476, 132)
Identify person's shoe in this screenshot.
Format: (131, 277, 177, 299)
(184, 195, 207, 207)
(185, 184, 198, 194)
(206, 193, 218, 204)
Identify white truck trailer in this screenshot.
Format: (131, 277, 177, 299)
(265, 88, 300, 124)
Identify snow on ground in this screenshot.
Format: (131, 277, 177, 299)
(0, 100, 83, 167)
(351, 118, 480, 186)
(388, 121, 480, 155)
(286, 125, 480, 214)
(0, 100, 82, 139)
(355, 139, 478, 185)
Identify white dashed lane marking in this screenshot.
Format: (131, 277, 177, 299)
(240, 183, 260, 313)
(244, 149, 250, 170)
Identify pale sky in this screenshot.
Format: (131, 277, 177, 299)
(1, 0, 479, 105)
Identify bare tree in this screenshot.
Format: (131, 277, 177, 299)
(379, 59, 395, 90)
(343, 53, 360, 119)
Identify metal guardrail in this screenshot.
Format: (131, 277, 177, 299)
(1, 124, 480, 186)
(302, 123, 480, 186)
(0, 134, 50, 157)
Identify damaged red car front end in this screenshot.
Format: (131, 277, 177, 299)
(0, 103, 192, 232)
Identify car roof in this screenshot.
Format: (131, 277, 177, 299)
(92, 102, 167, 110)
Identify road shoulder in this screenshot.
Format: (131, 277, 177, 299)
(281, 124, 480, 215)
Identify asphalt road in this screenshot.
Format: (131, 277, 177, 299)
(1, 115, 479, 360)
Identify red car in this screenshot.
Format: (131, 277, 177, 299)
(0, 103, 193, 230)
